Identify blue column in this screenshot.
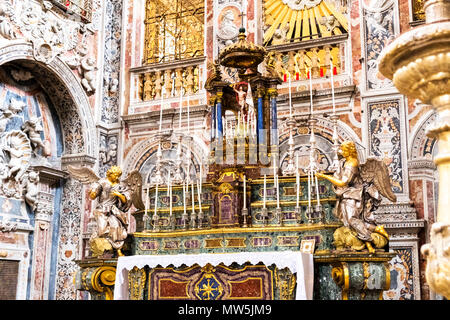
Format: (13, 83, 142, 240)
(257, 93, 264, 146)
(270, 90, 278, 147)
(211, 101, 216, 142)
(217, 98, 223, 137)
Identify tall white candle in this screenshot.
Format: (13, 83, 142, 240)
(296, 154, 299, 207)
(309, 67, 313, 115)
(183, 181, 186, 214)
(145, 186, 149, 215)
(169, 184, 173, 216)
(199, 160, 203, 193)
(159, 92, 164, 133)
(289, 73, 292, 117)
(263, 174, 267, 208)
(243, 174, 247, 209)
(179, 92, 183, 130)
(307, 172, 311, 209)
(197, 180, 202, 213)
(191, 181, 195, 214)
(154, 184, 159, 215)
(274, 158, 279, 208)
(315, 175, 321, 205)
(187, 94, 190, 134)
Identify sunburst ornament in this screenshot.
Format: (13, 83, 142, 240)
(263, 0, 349, 45)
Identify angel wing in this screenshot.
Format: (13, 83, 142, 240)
(122, 170, 145, 210)
(67, 165, 100, 185)
(360, 157, 397, 203)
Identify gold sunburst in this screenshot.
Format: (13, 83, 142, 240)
(263, 0, 348, 45)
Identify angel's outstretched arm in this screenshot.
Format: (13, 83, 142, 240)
(315, 172, 347, 187)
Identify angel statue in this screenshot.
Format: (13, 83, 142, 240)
(67, 165, 145, 257)
(315, 141, 397, 254)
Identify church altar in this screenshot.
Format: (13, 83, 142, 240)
(74, 25, 396, 301)
(113, 251, 314, 300)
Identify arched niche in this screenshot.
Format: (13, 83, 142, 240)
(0, 42, 97, 158)
(123, 134, 209, 186)
(0, 41, 97, 300)
(278, 116, 365, 172)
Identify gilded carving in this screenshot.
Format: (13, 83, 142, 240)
(316, 141, 396, 253)
(68, 165, 144, 257)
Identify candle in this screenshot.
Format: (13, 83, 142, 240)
(154, 184, 159, 215)
(179, 92, 183, 130)
(330, 60, 336, 114)
(263, 174, 267, 208)
(183, 181, 186, 214)
(243, 174, 247, 209)
(309, 67, 314, 115)
(145, 186, 149, 215)
(289, 73, 292, 117)
(159, 93, 164, 133)
(197, 180, 202, 213)
(187, 94, 190, 134)
(273, 158, 279, 209)
(191, 181, 195, 214)
(199, 160, 203, 193)
(296, 154, 299, 207)
(315, 175, 321, 206)
(307, 171, 311, 209)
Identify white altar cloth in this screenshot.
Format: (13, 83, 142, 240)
(113, 251, 314, 300)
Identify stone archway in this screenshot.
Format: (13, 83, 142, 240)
(0, 42, 97, 158)
(0, 42, 97, 300)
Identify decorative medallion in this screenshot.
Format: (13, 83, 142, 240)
(194, 264, 224, 300)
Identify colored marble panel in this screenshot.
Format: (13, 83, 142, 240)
(139, 241, 158, 251)
(367, 99, 403, 193)
(159, 279, 190, 299)
(147, 264, 273, 300)
(229, 278, 263, 299)
(277, 236, 299, 247)
(251, 237, 272, 247)
(226, 238, 246, 248)
(204, 238, 223, 248)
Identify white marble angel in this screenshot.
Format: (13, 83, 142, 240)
(67, 165, 145, 257)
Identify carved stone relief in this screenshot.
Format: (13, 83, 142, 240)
(0, 0, 99, 94)
(362, 0, 398, 91)
(98, 133, 118, 177)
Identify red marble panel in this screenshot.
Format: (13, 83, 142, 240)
(159, 279, 190, 299)
(229, 278, 263, 299)
(426, 180, 435, 224)
(409, 179, 424, 219)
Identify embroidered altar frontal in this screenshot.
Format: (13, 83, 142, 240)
(128, 263, 293, 300)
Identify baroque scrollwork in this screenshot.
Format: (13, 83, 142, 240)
(0, 0, 98, 93)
